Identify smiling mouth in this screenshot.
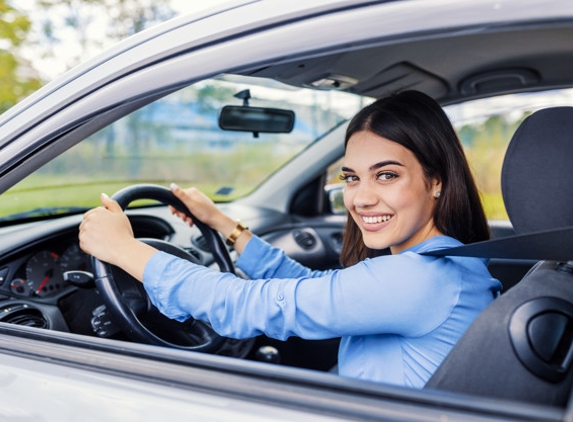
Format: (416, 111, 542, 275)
(361, 215, 393, 224)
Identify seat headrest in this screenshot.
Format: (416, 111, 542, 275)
(502, 106, 573, 235)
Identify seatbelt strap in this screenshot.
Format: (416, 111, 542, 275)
(423, 227, 573, 261)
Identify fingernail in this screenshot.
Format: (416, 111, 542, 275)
(101, 193, 109, 199)
(170, 183, 179, 191)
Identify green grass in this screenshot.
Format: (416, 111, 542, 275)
(0, 178, 253, 218)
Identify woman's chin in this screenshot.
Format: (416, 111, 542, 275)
(361, 237, 392, 251)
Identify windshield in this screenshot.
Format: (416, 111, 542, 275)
(0, 75, 366, 221)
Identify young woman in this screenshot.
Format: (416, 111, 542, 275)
(79, 90, 501, 389)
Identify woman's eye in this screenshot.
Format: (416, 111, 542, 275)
(377, 172, 398, 181)
(339, 174, 358, 183)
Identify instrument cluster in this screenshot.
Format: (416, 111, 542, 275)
(9, 243, 91, 298)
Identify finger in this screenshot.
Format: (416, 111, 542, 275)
(100, 193, 123, 213)
(80, 208, 97, 229)
(170, 182, 190, 201)
(169, 184, 191, 213)
(170, 183, 187, 203)
(169, 205, 184, 217)
(172, 208, 194, 226)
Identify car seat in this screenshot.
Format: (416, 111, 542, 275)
(424, 107, 573, 407)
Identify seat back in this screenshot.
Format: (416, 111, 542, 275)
(425, 107, 573, 406)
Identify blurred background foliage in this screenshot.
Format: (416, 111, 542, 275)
(0, 0, 173, 113)
(457, 114, 529, 221)
(0, 0, 41, 113)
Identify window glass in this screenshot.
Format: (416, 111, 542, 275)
(0, 75, 365, 220)
(447, 88, 573, 221)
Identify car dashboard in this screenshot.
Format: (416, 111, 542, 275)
(0, 213, 174, 331)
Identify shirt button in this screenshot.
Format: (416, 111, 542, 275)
(277, 293, 284, 301)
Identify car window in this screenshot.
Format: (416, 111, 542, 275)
(0, 75, 365, 221)
(446, 88, 573, 222)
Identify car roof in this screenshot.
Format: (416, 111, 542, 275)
(245, 1, 573, 104)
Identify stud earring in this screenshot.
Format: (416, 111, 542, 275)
(434, 191, 441, 198)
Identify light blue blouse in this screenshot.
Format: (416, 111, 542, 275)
(143, 235, 501, 388)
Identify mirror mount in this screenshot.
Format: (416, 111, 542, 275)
(234, 89, 252, 107)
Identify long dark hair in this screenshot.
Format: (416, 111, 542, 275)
(340, 90, 489, 267)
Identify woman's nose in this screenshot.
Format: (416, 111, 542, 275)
(350, 181, 378, 208)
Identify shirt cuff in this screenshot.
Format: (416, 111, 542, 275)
(236, 236, 269, 273)
(142, 250, 190, 321)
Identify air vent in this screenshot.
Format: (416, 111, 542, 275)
(293, 230, 317, 250)
(0, 304, 48, 329)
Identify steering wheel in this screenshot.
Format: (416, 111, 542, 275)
(91, 183, 234, 352)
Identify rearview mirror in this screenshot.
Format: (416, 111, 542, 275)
(219, 105, 295, 136)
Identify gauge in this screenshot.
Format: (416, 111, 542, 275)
(60, 243, 91, 273)
(25, 250, 65, 298)
(10, 278, 32, 296)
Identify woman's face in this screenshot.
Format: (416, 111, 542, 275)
(342, 130, 442, 254)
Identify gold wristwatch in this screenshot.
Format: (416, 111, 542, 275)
(226, 220, 248, 246)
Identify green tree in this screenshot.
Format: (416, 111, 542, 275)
(2, 0, 175, 114)
(0, 1, 42, 113)
(22, 0, 176, 155)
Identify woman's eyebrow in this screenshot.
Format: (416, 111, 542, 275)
(341, 160, 404, 174)
(370, 160, 404, 171)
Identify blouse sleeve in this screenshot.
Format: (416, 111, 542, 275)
(142, 244, 463, 341)
(236, 236, 331, 279)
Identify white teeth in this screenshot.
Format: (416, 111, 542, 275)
(362, 215, 392, 224)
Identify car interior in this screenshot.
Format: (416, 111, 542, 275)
(0, 3, 572, 417)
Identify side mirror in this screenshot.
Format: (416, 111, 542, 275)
(325, 184, 346, 215)
(219, 105, 295, 137)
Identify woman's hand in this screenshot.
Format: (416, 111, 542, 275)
(79, 193, 157, 280)
(169, 184, 230, 232)
(169, 184, 252, 253)
(79, 193, 135, 264)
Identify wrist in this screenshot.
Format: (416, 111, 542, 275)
(106, 237, 140, 263)
(225, 220, 249, 246)
(114, 239, 159, 282)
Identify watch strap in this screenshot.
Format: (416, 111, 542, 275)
(226, 220, 248, 246)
